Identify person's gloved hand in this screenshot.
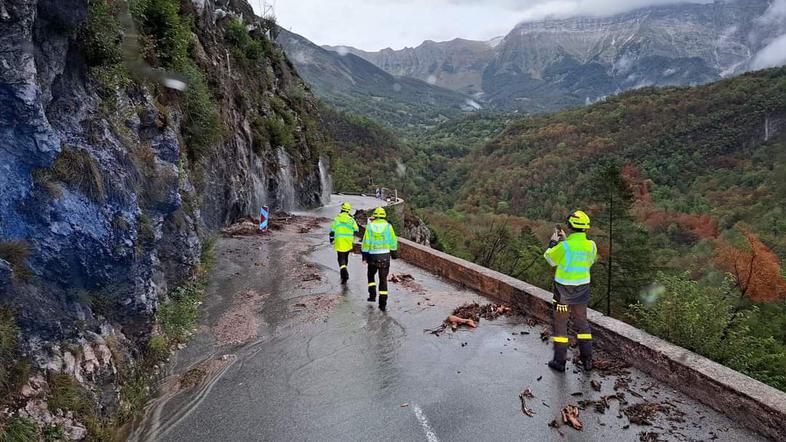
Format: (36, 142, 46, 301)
(329, 237, 334, 244)
(391, 250, 399, 260)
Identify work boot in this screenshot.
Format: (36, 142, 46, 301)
(340, 268, 349, 284)
(378, 295, 388, 311)
(581, 357, 593, 372)
(548, 360, 566, 372)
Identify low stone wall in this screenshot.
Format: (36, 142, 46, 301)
(398, 238, 786, 441)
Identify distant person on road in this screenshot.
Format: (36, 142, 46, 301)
(330, 202, 359, 284)
(544, 210, 598, 372)
(362, 207, 398, 311)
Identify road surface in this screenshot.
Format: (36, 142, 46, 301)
(129, 195, 763, 441)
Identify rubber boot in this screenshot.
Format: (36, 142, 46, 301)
(340, 268, 349, 284)
(367, 286, 376, 302)
(549, 342, 567, 372)
(579, 341, 593, 372)
(548, 360, 566, 372)
(378, 295, 388, 311)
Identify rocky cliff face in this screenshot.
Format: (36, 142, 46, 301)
(483, 0, 776, 111)
(0, 0, 328, 436)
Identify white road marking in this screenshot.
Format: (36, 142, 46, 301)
(412, 404, 440, 442)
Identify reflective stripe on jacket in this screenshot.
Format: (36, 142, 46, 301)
(544, 232, 597, 286)
(331, 212, 359, 252)
(361, 220, 398, 254)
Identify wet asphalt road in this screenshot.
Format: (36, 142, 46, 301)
(130, 195, 764, 442)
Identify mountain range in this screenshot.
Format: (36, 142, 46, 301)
(277, 28, 476, 130)
(284, 0, 786, 122)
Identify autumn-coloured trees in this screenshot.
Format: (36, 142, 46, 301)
(715, 229, 786, 303)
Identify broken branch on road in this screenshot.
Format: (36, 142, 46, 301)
(561, 405, 583, 430)
(519, 388, 535, 417)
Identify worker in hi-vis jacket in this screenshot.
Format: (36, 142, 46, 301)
(361, 207, 398, 311)
(329, 202, 359, 284)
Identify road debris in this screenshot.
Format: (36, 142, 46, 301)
(447, 315, 476, 330)
(400, 403, 410, 408)
(540, 329, 550, 341)
(221, 218, 263, 236)
(615, 377, 631, 391)
(561, 405, 583, 430)
(302, 272, 321, 282)
(213, 290, 269, 346)
(623, 401, 685, 426)
(639, 432, 665, 442)
(578, 393, 625, 414)
(592, 357, 631, 377)
(518, 389, 536, 417)
(388, 273, 414, 283)
(591, 380, 602, 392)
(451, 302, 512, 322)
(388, 273, 427, 293)
(180, 367, 207, 390)
(426, 302, 513, 335)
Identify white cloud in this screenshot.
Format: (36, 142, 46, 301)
(260, 0, 713, 51)
(751, 33, 786, 69)
(750, 0, 786, 69)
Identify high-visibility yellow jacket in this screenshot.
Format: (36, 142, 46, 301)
(361, 219, 398, 254)
(544, 232, 597, 286)
(330, 212, 359, 252)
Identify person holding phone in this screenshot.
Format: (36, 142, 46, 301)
(544, 210, 598, 372)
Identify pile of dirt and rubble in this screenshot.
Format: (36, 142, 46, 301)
(221, 217, 263, 236)
(221, 213, 328, 236)
(426, 302, 513, 335)
(623, 401, 685, 426)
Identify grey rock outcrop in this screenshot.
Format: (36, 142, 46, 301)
(0, 0, 329, 355)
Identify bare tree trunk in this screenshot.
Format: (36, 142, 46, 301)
(607, 187, 613, 316)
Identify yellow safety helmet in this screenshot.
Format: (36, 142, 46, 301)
(567, 210, 590, 230)
(373, 207, 387, 219)
(340, 202, 352, 212)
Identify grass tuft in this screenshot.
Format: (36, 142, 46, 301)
(35, 147, 106, 202)
(1, 307, 29, 406)
(0, 241, 32, 281)
(0, 416, 38, 442)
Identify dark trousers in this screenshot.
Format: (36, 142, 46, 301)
(552, 291, 592, 364)
(366, 254, 390, 301)
(337, 251, 350, 281)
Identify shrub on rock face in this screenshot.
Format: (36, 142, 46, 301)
(131, 0, 192, 69)
(79, 0, 123, 67)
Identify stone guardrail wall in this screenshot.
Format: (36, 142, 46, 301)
(397, 238, 786, 441)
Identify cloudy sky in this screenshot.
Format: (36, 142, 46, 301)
(254, 0, 716, 51)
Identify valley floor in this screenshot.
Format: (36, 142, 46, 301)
(128, 196, 762, 442)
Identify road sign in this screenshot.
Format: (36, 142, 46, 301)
(259, 206, 269, 233)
